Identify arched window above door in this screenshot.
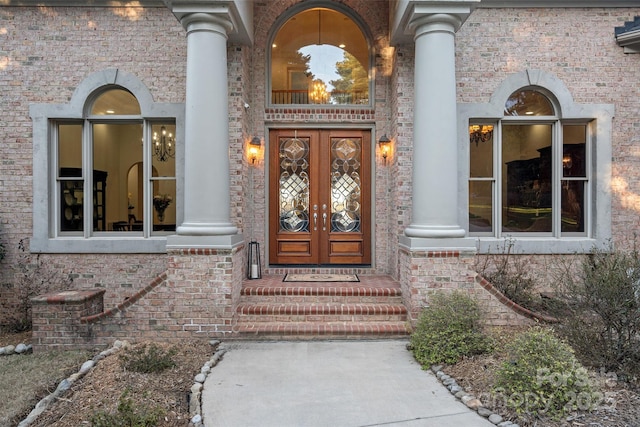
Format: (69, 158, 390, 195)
(270, 6, 370, 106)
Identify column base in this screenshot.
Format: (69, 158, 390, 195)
(399, 235, 477, 253)
(177, 222, 238, 236)
(167, 233, 244, 250)
(404, 224, 466, 239)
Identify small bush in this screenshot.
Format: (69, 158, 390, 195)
(410, 291, 492, 367)
(553, 246, 640, 379)
(90, 389, 164, 427)
(476, 239, 540, 310)
(5, 239, 71, 332)
(494, 327, 593, 419)
(119, 343, 177, 374)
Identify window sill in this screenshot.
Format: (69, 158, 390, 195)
(30, 236, 169, 254)
(474, 237, 606, 255)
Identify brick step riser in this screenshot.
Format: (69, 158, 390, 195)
(237, 303, 407, 315)
(239, 295, 405, 304)
(237, 314, 408, 322)
(235, 323, 409, 339)
(235, 333, 409, 340)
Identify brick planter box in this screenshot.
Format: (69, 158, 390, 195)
(31, 289, 106, 352)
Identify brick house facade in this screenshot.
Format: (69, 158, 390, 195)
(0, 0, 639, 349)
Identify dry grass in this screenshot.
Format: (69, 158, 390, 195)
(0, 338, 91, 426)
(0, 330, 213, 426)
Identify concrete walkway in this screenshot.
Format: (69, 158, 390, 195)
(202, 340, 494, 427)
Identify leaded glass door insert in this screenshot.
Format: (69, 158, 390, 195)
(331, 138, 361, 233)
(269, 129, 371, 265)
(279, 137, 310, 233)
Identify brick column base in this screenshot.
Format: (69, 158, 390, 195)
(165, 246, 244, 337)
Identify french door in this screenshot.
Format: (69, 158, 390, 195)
(269, 129, 371, 265)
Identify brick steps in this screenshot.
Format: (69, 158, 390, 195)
(235, 277, 410, 339)
(235, 322, 409, 339)
(237, 303, 407, 322)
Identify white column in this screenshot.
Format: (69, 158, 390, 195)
(404, 14, 466, 242)
(176, 13, 238, 238)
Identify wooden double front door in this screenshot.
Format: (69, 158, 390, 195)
(269, 129, 371, 265)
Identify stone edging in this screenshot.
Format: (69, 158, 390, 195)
(0, 342, 32, 356)
(430, 364, 521, 427)
(17, 340, 130, 427)
(16, 339, 226, 427)
(188, 340, 226, 427)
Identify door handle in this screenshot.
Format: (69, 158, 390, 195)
(322, 212, 327, 230)
(313, 212, 318, 230)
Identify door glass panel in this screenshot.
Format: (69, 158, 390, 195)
(279, 137, 310, 232)
(330, 137, 361, 232)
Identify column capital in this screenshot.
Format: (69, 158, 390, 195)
(176, 11, 233, 36)
(409, 13, 462, 37)
(391, 0, 479, 44)
(163, 1, 254, 44)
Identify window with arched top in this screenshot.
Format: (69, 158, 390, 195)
(469, 89, 591, 238)
(31, 69, 183, 253)
(58, 87, 176, 235)
(270, 6, 370, 106)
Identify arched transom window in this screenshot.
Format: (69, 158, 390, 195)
(270, 7, 370, 106)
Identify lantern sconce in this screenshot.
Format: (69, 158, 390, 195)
(249, 136, 261, 164)
(378, 134, 391, 164)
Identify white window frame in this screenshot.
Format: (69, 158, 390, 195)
(30, 69, 184, 253)
(459, 69, 613, 254)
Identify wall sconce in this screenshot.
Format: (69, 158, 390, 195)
(562, 154, 573, 170)
(469, 124, 494, 147)
(378, 134, 391, 164)
(249, 136, 261, 164)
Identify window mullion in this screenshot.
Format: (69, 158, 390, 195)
(143, 121, 151, 237)
(554, 123, 561, 237)
(495, 122, 502, 238)
(52, 121, 61, 237)
(84, 120, 93, 238)
(586, 123, 594, 237)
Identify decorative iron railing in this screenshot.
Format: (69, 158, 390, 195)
(271, 90, 368, 105)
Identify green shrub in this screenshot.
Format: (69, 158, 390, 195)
(494, 327, 594, 419)
(410, 291, 492, 367)
(119, 343, 177, 374)
(553, 246, 640, 379)
(90, 389, 164, 427)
